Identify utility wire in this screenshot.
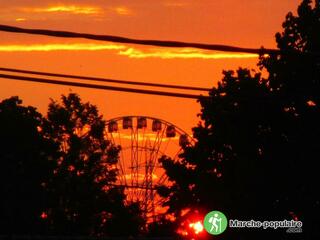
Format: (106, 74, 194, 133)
(0, 67, 211, 92)
(0, 24, 279, 55)
(0, 73, 208, 99)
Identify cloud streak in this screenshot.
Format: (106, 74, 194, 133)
(19, 5, 134, 16)
(15, 18, 26, 22)
(21, 5, 103, 15)
(119, 48, 258, 59)
(111, 7, 132, 15)
(0, 43, 259, 59)
(0, 43, 125, 52)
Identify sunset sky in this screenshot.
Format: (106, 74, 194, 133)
(0, 0, 301, 133)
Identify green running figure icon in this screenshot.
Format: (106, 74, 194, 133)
(204, 211, 227, 235)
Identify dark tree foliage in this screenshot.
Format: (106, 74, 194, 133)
(0, 94, 144, 237)
(42, 93, 144, 236)
(160, 0, 320, 239)
(0, 97, 57, 235)
(147, 217, 179, 238)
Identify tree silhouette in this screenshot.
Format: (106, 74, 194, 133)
(160, 0, 320, 238)
(42, 93, 144, 236)
(0, 94, 144, 237)
(0, 97, 57, 235)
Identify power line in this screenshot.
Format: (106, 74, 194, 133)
(0, 67, 211, 92)
(0, 73, 208, 99)
(0, 24, 279, 55)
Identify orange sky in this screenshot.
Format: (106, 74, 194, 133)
(0, 0, 302, 133)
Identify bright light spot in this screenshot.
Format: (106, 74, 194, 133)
(15, 18, 26, 22)
(307, 100, 316, 106)
(68, 165, 75, 171)
(40, 212, 48, 219)
(189, 221, 204, 234)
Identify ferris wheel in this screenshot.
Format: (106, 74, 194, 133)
(104, 116, 194, 220)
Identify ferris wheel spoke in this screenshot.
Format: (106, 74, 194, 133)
(117, 131, 128, 187)
(131, 127, 137, 193)
(109, 132, 124, 185)
(148, 127, 164, 166)
(153, 193, 167, 208)
(139, 127, 146, 164)
(139, 127, 147, 193)
(162, 133, 172, 159)
(149, 127, 166, 181)
(134, 128, 140, 189)
(143, 126, 166, 209)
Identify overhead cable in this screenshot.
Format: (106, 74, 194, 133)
(0, 24, 280, 55)
(0, 73, 208, 100)
(0, 67, 211, 92)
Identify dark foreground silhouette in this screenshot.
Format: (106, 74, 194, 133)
(0, 95, 144, 237)
(1, 0, 320, 239)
